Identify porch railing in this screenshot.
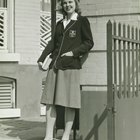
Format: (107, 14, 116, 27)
(107, 20, 140, 99)
(0, 8, 7, 51)
(40, 11, 62, 50)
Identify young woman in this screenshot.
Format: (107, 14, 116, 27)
(38, 0, 94, 140)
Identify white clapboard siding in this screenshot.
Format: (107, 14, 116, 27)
(0, 83, 14, 109)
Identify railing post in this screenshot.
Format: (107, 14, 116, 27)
(51, 0, 56, 38)
(127, 25, 131, 97)
(51, 0, 56, 50)
(107, 20, 115, 140)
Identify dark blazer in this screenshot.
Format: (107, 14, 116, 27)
(37, 16, 94, 70)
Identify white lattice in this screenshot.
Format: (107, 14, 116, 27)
(40, 11, 62, 50)
(0, 8, 7, 50)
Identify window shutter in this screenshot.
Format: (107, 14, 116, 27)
(0, 9, 7, 51)
(0, 83, 14, 108)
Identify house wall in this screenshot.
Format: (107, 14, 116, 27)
(115, 95, 140, 140)
(79, 1, 140, 140)
(0, 0, 45, 118)
(12, 0, 47, 117)
(80, 0, 140, 16)
(0, 63, 46, 118)
(15, 0, 41, 65)
(80, 0, 140, 87)
(79, 91, 107, 140)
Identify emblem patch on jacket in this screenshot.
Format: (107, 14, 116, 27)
(69, 30, 76, 38)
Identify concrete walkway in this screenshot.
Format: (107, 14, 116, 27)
(0, 117, 47, 140)
(0, 117, 76, 140)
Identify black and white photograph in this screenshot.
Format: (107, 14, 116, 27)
(0, 0, 140, 140)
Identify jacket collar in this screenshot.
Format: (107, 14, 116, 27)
(63, 12, 78, 22)
(61, 12, 78, 31)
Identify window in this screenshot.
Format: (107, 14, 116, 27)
(40, 0, 51, 12)
(0, 0, 15, 53)
(0, 0, 7, 8)
(0, 0, 20, 62)
(0, 77, 16, 109)
(0, 76, 20, 118)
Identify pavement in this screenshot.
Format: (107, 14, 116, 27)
(0, 117, 77, 140)
(0, 117, 48, 140)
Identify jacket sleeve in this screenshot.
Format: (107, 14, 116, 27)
(37, 40, 54, 63)
(72, 16, 94, 57)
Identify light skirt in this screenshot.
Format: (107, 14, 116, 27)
(41, 69, 81, 108)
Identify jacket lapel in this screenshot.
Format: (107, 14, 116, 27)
(63, 20, 76, 32)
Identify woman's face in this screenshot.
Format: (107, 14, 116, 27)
(62, 0, 76, 15)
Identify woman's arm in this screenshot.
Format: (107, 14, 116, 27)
(72, 16, 94, 57)
(37, 40, 54, 63)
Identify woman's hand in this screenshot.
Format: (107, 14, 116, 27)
(61, 51, 73, 57)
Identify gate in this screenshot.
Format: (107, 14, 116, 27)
(107, 20, 140, 140)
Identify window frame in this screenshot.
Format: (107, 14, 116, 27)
(0, 0, 20, 62)
(0, 77, 16, 109)
(7, 0, 14, 53)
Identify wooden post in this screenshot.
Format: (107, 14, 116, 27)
(127, 25, 131, 97)
(131, 26, 135, 97)
(51, 0, 56, 39)
(135, 28, 139, 97)
(4, 0, 7, 8)
(107, 20, 115, 140)
(118, 23, 122, 98)
(139, 29, 140, 95)
(113, 22, 117, 97)
(123, 24, 127, 97)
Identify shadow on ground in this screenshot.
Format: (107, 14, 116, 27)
(0, 119, 46, 140)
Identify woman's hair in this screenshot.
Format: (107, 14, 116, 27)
(58, 0, 81, 15)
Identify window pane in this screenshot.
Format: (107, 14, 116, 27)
(40, 0, 51, 11)
(0, 0, 7, 8)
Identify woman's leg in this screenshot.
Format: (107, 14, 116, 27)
(62, 107, 75, 140)
(44, 105, 56, 140)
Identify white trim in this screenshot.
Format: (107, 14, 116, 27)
(82, 86, 107, 91)
(7, 0, 15, 53)
(44, 0, 50, 4)
(11, 82, 16, 108)
(0, 53, 20, 62)
(0, 108, 21, 118)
